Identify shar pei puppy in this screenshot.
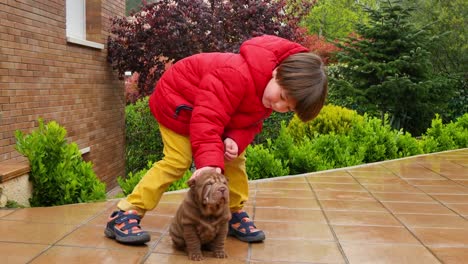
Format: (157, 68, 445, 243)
(169, 169, 231, 261)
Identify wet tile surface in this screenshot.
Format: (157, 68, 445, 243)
(1, 148, 466, 263)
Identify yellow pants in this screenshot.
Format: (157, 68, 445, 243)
(117, 125, 249, 216)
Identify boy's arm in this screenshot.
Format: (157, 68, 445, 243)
(190, 68, 247, 171)
(223, 123, 263, 155)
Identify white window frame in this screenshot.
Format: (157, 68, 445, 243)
(65, 0, 104, 49)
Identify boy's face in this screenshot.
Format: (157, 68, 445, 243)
(262, 69, 296, 113)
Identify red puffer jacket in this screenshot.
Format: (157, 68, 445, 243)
(149, 35, 308, 170)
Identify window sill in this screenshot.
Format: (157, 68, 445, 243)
(67, 36, 104, 49)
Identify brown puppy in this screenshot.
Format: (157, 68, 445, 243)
(169, 169, 231, 261)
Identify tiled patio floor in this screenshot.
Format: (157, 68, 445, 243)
(0, 149, 467, 264)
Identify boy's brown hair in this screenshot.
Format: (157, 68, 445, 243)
(276, 52, 328, 122)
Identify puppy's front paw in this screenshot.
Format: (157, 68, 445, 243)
(214, 250, 228, 258)
(188, 252, 204, 261)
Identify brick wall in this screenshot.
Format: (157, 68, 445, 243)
(0, 0, 126, 190)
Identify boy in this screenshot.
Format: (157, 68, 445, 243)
(105, 35, 328, 245)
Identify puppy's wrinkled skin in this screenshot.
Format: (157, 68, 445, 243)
(169, 169, 231, 261)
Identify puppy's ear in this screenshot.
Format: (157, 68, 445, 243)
(187, 178, 196, 188)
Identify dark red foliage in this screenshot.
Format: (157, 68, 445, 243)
(108, 0, 314, 98)
(306, 34, 341, 65)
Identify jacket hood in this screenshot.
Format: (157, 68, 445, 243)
(239, 35, 309, 98)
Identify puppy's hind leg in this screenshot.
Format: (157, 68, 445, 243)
(171, 235, 186, 250)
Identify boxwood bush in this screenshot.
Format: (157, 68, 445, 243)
(15, 119, 106, 206)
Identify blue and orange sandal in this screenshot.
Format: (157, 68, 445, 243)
(228, 210, 265, 242)
(104, 210, 150, 245)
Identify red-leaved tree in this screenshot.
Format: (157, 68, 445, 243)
(306, 34, 341, 65)
(108, 0, 315, 99)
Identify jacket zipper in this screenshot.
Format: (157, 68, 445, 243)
(173, 104, 193, 118)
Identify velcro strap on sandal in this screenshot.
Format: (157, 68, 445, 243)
(115, 213, 141, 225)
(120, 221, 141, 231)
(230, 211, 249, 223)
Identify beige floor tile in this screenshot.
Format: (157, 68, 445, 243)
(396, 214, 468, 228)
(383, 202, 455, 215)
(254, 197, 320, 209)
(373, 192, 436, 203)
(268, 176, 307, 183)
(0, 220, 76, 244)
(325, 211, 402, 226)
(348, 171, 397, 177)
(440, 168, 468, 178)
(332, 225, 420, 244)
(341, 243, 440, 264)
(254, 208, 327, 223)
(430, 247, 468, 264)
(255, 181, 310, 190)
(2, 203, 104, 225)
(354, 176, 408, 185)
(0, 209, 15, 218)
(405, 179, 459, 186)
(412, 228, 468, 246)
(310, 170, 352, 177)
(0, 242, 48, 263)
(251, 240, 345, 263)
(315, 190, 376, 201)
(159, 192, 186, 203)
(306, 175, 358, 184)
(320, 200, 387, 212)
(145, 253, 246, 263)
(30, 246, 146, 264)
(138, 214, 173, 232)
(148, 202, 179, 216)
(455, 180, 468, 186)
(346, 165, 389, 172)
(256, 221, 335, 240)
(57, 224, 160, 252)
(395, 171, 445, 180)
(255, 189, 315, 198)
(432, 194, 468, 203)
(445, 203, 468, 216)
(418, 185, 468, 194)
(364, 183, 423, 193)
(310, 183, 367, 192)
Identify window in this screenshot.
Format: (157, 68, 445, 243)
(65, 0, 104, 49)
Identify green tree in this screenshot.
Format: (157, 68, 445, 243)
(408, 0, 467, 120)
(330, 0, 456, 135)
(304, 0, 378, 40)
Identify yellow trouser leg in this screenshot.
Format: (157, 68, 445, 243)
(224, 151, 249, 212)
(118, 125, 192, 216)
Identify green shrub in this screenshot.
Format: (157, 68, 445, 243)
(246, 144, 289, 180)
(287, 104, 364, 142)
(309, 133, 365, 169)
(288, 137, 332, 174)
(267, 122, 295, 162)
(15, 119, 106, 207)
(126, 97, 163, 174)
(348, 116, 400, 163)
(395, 131, 423, 157)
(118, 161, 191, 196)
(254, 112, 294, 145)
(421, 113, 468, 153)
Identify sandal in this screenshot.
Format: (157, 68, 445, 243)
(228, 210, 265, 242)
(104, 210, 150, 245)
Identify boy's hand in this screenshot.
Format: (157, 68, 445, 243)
(190, 167, 222, 181)
(224, 137, 238, 161)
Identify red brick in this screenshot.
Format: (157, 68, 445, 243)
(0, 0, 126, 190)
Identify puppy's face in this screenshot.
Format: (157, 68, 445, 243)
(188, 170, 229, 216)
